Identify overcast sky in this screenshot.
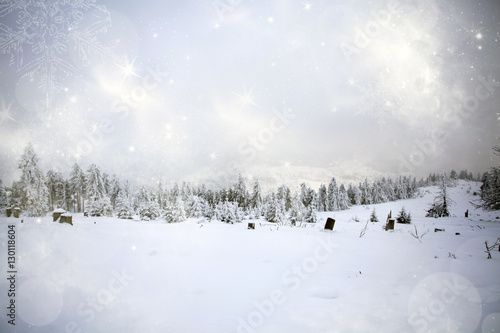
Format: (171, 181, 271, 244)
(1, 0, 499, 189)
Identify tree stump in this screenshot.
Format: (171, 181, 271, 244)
(248, 222, 255, 229)
(324, 218, 335, 230)
(84, 211, 89, 217)
(465, 209, 469, 218)
(385, 218, 395, 231)
(291, 220, 296, 227)
(60, 214, 73, 226)
(6, 208, 12, 217)
(13, 208, 20, 218)
(53, 209, 66, 221)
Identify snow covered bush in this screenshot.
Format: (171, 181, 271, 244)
(213, 200, 241, 223)
(87, 197, 113, 217)
(396, 206, 412, 224)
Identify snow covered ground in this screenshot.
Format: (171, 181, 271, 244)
(1, 180, 500, 333)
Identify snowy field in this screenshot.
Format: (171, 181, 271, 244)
(1, 180, 500, 333)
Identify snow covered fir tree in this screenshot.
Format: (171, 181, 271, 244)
(18, 144, 50, 217)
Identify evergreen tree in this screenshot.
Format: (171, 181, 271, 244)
(300, 183, 316, 208)
(303, 203, 317, 223)
(426, 174, 453, 217)
(116, 184, 133, 219)
(397, 206, 412, 224)
(234, 174, 248, 210)
(46, 170, 66, 210)
(164, 196, 187, 223)
(85, 163, 111, 216)
(480, 167, 500, 210)
(18, 144, 49, 216)
(265, 194, 286, 223)
(347, 184, 362, 206)
(338, 184, 350, 210)
(317, 184, 327, 212)
(69, 163, 86, 212)
(0, 179, 8, 208)
(327, 177, 339, 211)
(289, 193, 305, 225)
(277, 185, 292, 211)
(370, 207, 379, 222)
(108, 175, 122, 210)
(187, 195, 209, 218)
(360, 178, 373, 205)
(250, 179, 263, 212)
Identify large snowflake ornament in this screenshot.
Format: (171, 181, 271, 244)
(0, 0, 122, 109)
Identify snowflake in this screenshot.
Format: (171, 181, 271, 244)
(0, 0, 124, 110)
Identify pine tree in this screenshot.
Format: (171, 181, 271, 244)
(277, 185, 292, 211)
(370, 207, 379, 222)
(289, 193, 305, 225)
(116, 184, 133, 219)
(265, 194, 286, 223)
(188, 195, 209, 218)
(250, 180, 263, 213)
(338, 184, 350, 210)
(85, 163, 111, 216)
(481, 167, 500, 210)
(317, 184, 327, 212)
(234, 174, 248, 210)
(0, 179, 8, 208)
(164, 196, 187, 223)
(18, 144, 49, 216)
(46, 170, 66, 210)
(303, 203, 317, 223)
(426, 174, 453, 218)
(360, 178, 373, 205)
(327, 177, 339, 211)
(397, 206, 412, 224)
(69, 163, 86, 212)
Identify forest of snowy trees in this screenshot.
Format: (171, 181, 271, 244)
(0, 144, 490, 221)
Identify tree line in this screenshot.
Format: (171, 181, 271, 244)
(0, 144, 488, 221)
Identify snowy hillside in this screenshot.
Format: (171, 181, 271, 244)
(1, 180, 499, 333)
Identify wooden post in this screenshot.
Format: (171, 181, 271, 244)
(247, 222, 255, 229)
(324, 218, 335, 230)
(6, 208, 12, 217)
(13, 208, 20, 218)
